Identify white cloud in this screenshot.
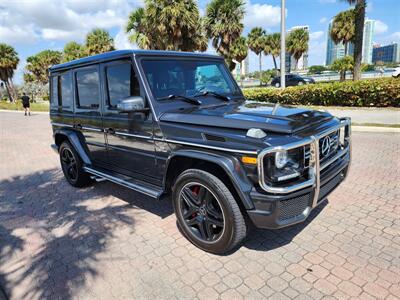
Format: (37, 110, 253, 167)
(0, 25, 39, 45)
(244, 1, 281, 32)
(375, 32, 400, 45)
(374, 20, 388, 35)
(310, 31, 324, 41)
(0, 0, 138, 43)
(320, 17, 328, 24)
(114, 28, 135, 50)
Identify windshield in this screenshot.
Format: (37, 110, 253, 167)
(141, 59, 241, 101)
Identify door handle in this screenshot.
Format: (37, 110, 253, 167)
(107, 128, 115, 134)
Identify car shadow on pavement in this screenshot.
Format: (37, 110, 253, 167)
(0, 169, 138, 300)
(243, 201, 328, 252)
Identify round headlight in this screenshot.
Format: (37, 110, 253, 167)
(275, 151, 288, 169)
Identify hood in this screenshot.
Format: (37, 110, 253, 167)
(159, 101, 333, 134)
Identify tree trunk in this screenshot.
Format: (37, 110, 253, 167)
(4, 79, 15, 103)
(259, 53, 262, 86)
(272, 56, 278, 71)
(343, 42, 348, 81)
(353, 0, 366, 81)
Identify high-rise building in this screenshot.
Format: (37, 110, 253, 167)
(326, 19, 375, 65)
(362, 19, 375, 64)
(372, 43, 400, 63)
(286, 25, 309, 71)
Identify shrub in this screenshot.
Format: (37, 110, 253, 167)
(243, 78, 400, 107)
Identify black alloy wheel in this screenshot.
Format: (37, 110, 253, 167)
(61, 147, 78, 182)
(179, 182, 225, 242)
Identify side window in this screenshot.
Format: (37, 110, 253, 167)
(60, 72, 72, 107)
(50, 76, 59, 106)
(76, 69, 100, 109)
(105, 62, 140, 108)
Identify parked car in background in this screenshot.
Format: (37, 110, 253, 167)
(392, 66, 400, 78)
(271, 74, 315, 88)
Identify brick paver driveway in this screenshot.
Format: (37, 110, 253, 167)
(1, 111, 399, 300)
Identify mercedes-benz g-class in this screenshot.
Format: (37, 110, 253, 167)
(50, 50, 351, 254)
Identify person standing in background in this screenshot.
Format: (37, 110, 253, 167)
(21, 93, 30, 116)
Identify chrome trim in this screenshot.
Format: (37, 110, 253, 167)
(165, 138, 259, 155)
(258, 118, 351, 201)
(114, 131, 152, 140)
(51, 122, 73, 128)
(83, 167, 160, 198)
(82, 126, 103, 132)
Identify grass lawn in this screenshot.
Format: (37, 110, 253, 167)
(0, 101, 49, 112)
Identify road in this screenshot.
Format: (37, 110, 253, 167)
(0, 111, 399, 300)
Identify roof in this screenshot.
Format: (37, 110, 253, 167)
(50, 50, 222, 72)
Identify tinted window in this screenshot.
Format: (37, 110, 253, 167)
(76, 70, 100, 108)
(106, 63, 140, 107)
(142, 60, 239, 100)
(51, 76, 59, 105)
(60, 73, 73, 107)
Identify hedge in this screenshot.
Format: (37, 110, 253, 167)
(243, 78, 400, 107)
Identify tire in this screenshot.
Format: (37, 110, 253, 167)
(59, 141, 92, 187)
(172, 169, 247, 254)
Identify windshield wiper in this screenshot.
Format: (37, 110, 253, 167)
(157, 94, 202, 106)
(194, 91, 231, 102)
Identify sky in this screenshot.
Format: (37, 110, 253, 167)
(1, 0, 399, 84)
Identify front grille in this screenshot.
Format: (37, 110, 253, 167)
(319, 130, 339, 162)
(278, 194, 311, 221)
(318, 173, 343, 201)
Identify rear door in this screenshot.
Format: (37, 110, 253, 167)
(100, 59, 158, 184)
(73, 65, 108, 165)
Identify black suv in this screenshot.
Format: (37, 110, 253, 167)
(271, 74, 315, 87)
(50, 50, 351, 254)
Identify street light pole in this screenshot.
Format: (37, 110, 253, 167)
(280, 0, 286, 89)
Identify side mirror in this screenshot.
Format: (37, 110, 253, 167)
(117, 96, 147, 113)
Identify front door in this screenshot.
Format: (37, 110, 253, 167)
(100, 59, 158, 185)
(73, 65, 108, 165)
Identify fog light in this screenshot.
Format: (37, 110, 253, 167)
(275, 151, 288, 169)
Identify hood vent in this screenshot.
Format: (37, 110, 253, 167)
(202, 133, 226, 142)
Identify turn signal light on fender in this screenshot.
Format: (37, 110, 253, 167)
(241, 156, 257, 165)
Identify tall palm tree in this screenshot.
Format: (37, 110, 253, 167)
(247, 27, 266, 84)
(85, 29, 115, 56)
(331, 55, 354, 81)
(204, 0, 245, 70)
(264, 33, 280, 72)
(330, 9, 355, 80)
(231, 37, 248, 87)
(25, 50, 62, 85)
(126, 0, 207, 52)
(286, 28, 309, 71)
(0, 43, 19, 102)
(63, 41, 84, 63)
(344, 0, 366, 81)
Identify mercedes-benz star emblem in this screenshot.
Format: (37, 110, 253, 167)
(321, 136, 331, 157)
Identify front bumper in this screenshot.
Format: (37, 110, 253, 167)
(247, 118, 351, 229)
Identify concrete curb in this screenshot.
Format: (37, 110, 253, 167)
(0, 109, 49, 114)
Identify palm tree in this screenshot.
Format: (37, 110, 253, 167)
(247, 27, 266, 84)
(331, 55, 354, 81)
(264, 33, 280, 72)
(231, 37, 248, 87)
(343, 0, 366, 81)
(330, 9, 355, 80)
(25, 50, 62, 85)
(0, 43, 19, 102)
(85, 29, 115, 56)
(63, 41, 84, 62)
(126, 0, 207, 52)
(286, 28, 309, 71)
(204, 0, 245, 70)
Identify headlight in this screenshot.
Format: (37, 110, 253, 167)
(275, 151, 288, 169)
(264, 148, 304, 183)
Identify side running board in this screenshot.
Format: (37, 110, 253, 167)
(83, 166, 163, 199)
